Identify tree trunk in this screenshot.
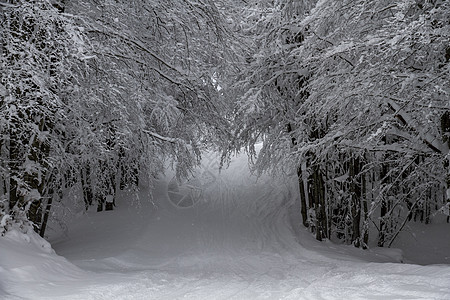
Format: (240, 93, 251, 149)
(361, 169, 369, 249)
(81, 164, 93, 210)
(311, 164, 327, 241)
(297, 165, 308, 227)
(349, 155, 361, 247)
(39, 168, 60, 238)
(9, 123, 22, 214)
(0, 137, 7, 210)
(105, 170, 116, 211)
(441, 111, 450, 222)
(378, 162, 389, 247)
(25, 116, 51, 233)
(318, 166, 328, 240)
(39, 193, 53, 238)
(97, 160, 116, 212)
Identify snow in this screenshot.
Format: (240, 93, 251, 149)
(1, 151, 450, 299)
(390, 221, 450, 265)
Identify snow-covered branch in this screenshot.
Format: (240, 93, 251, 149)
(142, 130, 180, 144)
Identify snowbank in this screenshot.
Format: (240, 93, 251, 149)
(0, 229, 86, 299)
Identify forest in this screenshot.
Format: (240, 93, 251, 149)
(1, 0, 449, 251)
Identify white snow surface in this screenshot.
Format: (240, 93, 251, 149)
(1, 151, 450, 299)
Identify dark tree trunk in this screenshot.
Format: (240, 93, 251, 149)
(39, 169, 61, 238)
(286, 123, 308, 228)
(97, 160, 116, 212)
(378, 199, 387, 247)
(25, 116, 51, 233)
(311, 164, 327, 241)
(105, 170, 116, 211)
(297, 165, 308, 227)
(8, 126, 20, 212)
(361, 158, 369, 249)
(38, 180, 51, 237)
(39, 196, 52, 238)
(378, 162, 389, 247)
(81, 164, 93, 210)
(441, 111, 450, 223)
(349, 155, 361, 247)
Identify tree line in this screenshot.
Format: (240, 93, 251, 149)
(1, 0, 449, 248)
(0, 0, 234, 237)
(229, 0, 449, 247)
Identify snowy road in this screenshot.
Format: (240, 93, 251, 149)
(2, 152, 450, 299)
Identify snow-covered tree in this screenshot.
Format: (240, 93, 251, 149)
(229, 0, 449, 246)
(0, 0, 89, 236)
(1, 0, 236, 236)
(67, 0, 234, 210)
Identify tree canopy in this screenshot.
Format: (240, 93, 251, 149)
(1, 0, 449, 248)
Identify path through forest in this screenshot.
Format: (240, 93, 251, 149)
(1, 152, 450, 299)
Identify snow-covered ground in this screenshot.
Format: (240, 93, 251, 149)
(1, 151, 450, 299)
